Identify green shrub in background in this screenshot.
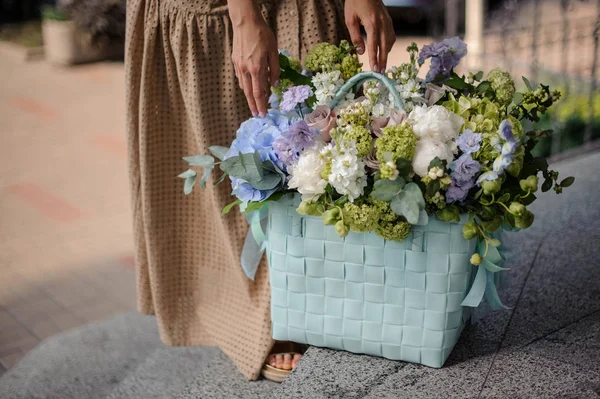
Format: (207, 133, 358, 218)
(40, 5, 70, 21)
(532, 88, 600, 157)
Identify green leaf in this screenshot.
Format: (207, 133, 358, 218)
(183, 155, 215, 167)
(559, 176, 575, 187)
(334, 195, 349, 206)
(415, 210, 429, 226)
(476, 81, 491, 93)
(474, 188, 483, 200)
(220, 151, 263, 183)
(403, 182, 426, 209)
(482, 216, 503, 233)
(426, 179, 441, 198)
(428, 156, 446, 171)
(208, 146, 229, 161)
(513, 92, 524, 104)
(497, 193, 510, 203)
(178, 169, 197, 179)
(436, 205, 461, 223)
(213, 172, 228, 186)
(278, 53, 290, 69)
(391, 191, 420, 224)
(488, 238, 502, 247)
(474, 71, 484, 81)
(245, 192, 285, 213)
(541, 177, 553, 192)
(522, 76, 533, 90)
(505, 211, 516, 228)
(371, 178, 405, 202)
(184, 174, 197, 195)
(222, 199, 242, 215)
(520, 193, 537, 206)
(199, 168, 212, 188)
(395, 158, 413, 177)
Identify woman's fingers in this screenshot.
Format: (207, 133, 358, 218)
(366, 23, 379, 72)
(251, 63, 268, 117)
(346, 16, 365, 55)
(242, 71, 259, 117)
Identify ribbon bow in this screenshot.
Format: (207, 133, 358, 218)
(240, 206, 269, 280)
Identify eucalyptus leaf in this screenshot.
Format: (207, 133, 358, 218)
(249, 173, 282, 190)
(371, 178, 405, 202)
(178, 169, 197, 179)
(415, 210, 429, 226)
(213, 172, 228, 186)
(221, 199, 242, 215)
(391, 191, 420, 224)
(220, 151, 263, 183)
(199, 168, 213, 188)
(560, 176, 575, 187)
(403, 182, 426, 209)
(208, 146, 229, 161)
(183, 155, 215, 167)
(184, 174, 197, 195)
(513, 92, 524, 104)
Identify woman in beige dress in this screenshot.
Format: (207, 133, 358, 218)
(125, 0, 395, 380)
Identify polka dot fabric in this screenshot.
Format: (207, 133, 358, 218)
(125, 0, 348, 380)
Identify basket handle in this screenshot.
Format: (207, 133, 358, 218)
(327, 71, 405, 111)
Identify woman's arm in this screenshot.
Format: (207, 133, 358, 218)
(228, 0, 279, 118)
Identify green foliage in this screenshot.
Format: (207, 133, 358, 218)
(41, 5, 70, 21)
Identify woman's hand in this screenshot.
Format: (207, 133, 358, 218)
(344, 0, 396, 73)
(229, 1, 279, 118)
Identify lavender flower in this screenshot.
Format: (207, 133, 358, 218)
(273, 135, 297, 166)
(280, 85, 313, 112)
(418, 37, 468, 82)
(499, 120, 517, 144)
(456, 129, 482, 154)
(446, 178, 475, 203)
(273, 121, 319, 167)
(450, 153, 480, 182)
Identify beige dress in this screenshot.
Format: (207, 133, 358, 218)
(125, 0, 348, 380)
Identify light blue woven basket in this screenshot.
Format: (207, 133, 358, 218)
(267, 194, 477, 368)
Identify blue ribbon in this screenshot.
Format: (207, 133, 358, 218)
(461, 237, 510, 310)
(240, 206, 269, 280)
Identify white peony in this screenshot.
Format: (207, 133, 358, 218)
(408, 105, 464, 143)
(412, 138, 455, 177)
(287, 141, 328, 201)
(327, 141, 367, 202)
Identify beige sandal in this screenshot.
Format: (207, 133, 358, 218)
(261, 352, 302, 383)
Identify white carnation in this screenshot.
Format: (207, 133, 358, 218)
(412, 138, 455, 177)
(287, 141, 328, 201)
(312, 70, 344, 106)
(408, 105, 464, 143)
(327, 141, 367, 202)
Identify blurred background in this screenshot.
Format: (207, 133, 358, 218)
(0, 0, 599, 378)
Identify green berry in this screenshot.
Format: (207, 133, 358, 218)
(470, 253, 482, 266)
(334, 220, 350, 237)
(463, 222, 479, 240)
(481, 179, 502, 195)
(322, 208, 341, 225)
(519, 175, 539, 193)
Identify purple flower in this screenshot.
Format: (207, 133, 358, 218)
(499, 120, 517, 144)
(280, 85, 313, 112)
(446, 178, 475, 203)
(456, 129, 482, 154)
(450, 153, 480, 183)
(273, 120, 319, 167)
(418, 37, 468, 82)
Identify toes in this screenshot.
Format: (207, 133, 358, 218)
(268, 355, 277, 367)
(292, 353, 302, 368)
(275, 354, 284, 369)
(282, 353, 293, 370)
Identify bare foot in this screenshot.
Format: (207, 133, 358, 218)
(268, 352, 302, 370)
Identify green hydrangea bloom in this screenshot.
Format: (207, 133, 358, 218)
(343, 202, 379, 232)
(335, 126, 373, 157)
(288, 57, 303, 73)
(304, 42, 341, 73)
(379, 162, 397, 180)
(340, 54, 363, 80)
(339, 102, 371, 127)
(487, 68, 515, 106)
(375, 123, 417, 162)
(271, 78, 294, 98)
(320, 160, 332, 180)
(369, 199, 397, 223)
(375, 221, 411, 242)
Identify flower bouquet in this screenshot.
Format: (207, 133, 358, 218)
(180, 38, 573, 367)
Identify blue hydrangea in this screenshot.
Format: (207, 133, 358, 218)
(456, 129, 482, 154)
(225, 110, 294, 202)
(280, 85, 313, 112)
(418, 37, 468, 82)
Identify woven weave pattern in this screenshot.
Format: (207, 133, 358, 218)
(267, 195, 476, 368)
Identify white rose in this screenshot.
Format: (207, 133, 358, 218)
(408, 105, 464, 143)
(412, 138, 455, 177)
(287, 142, 328, 201)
